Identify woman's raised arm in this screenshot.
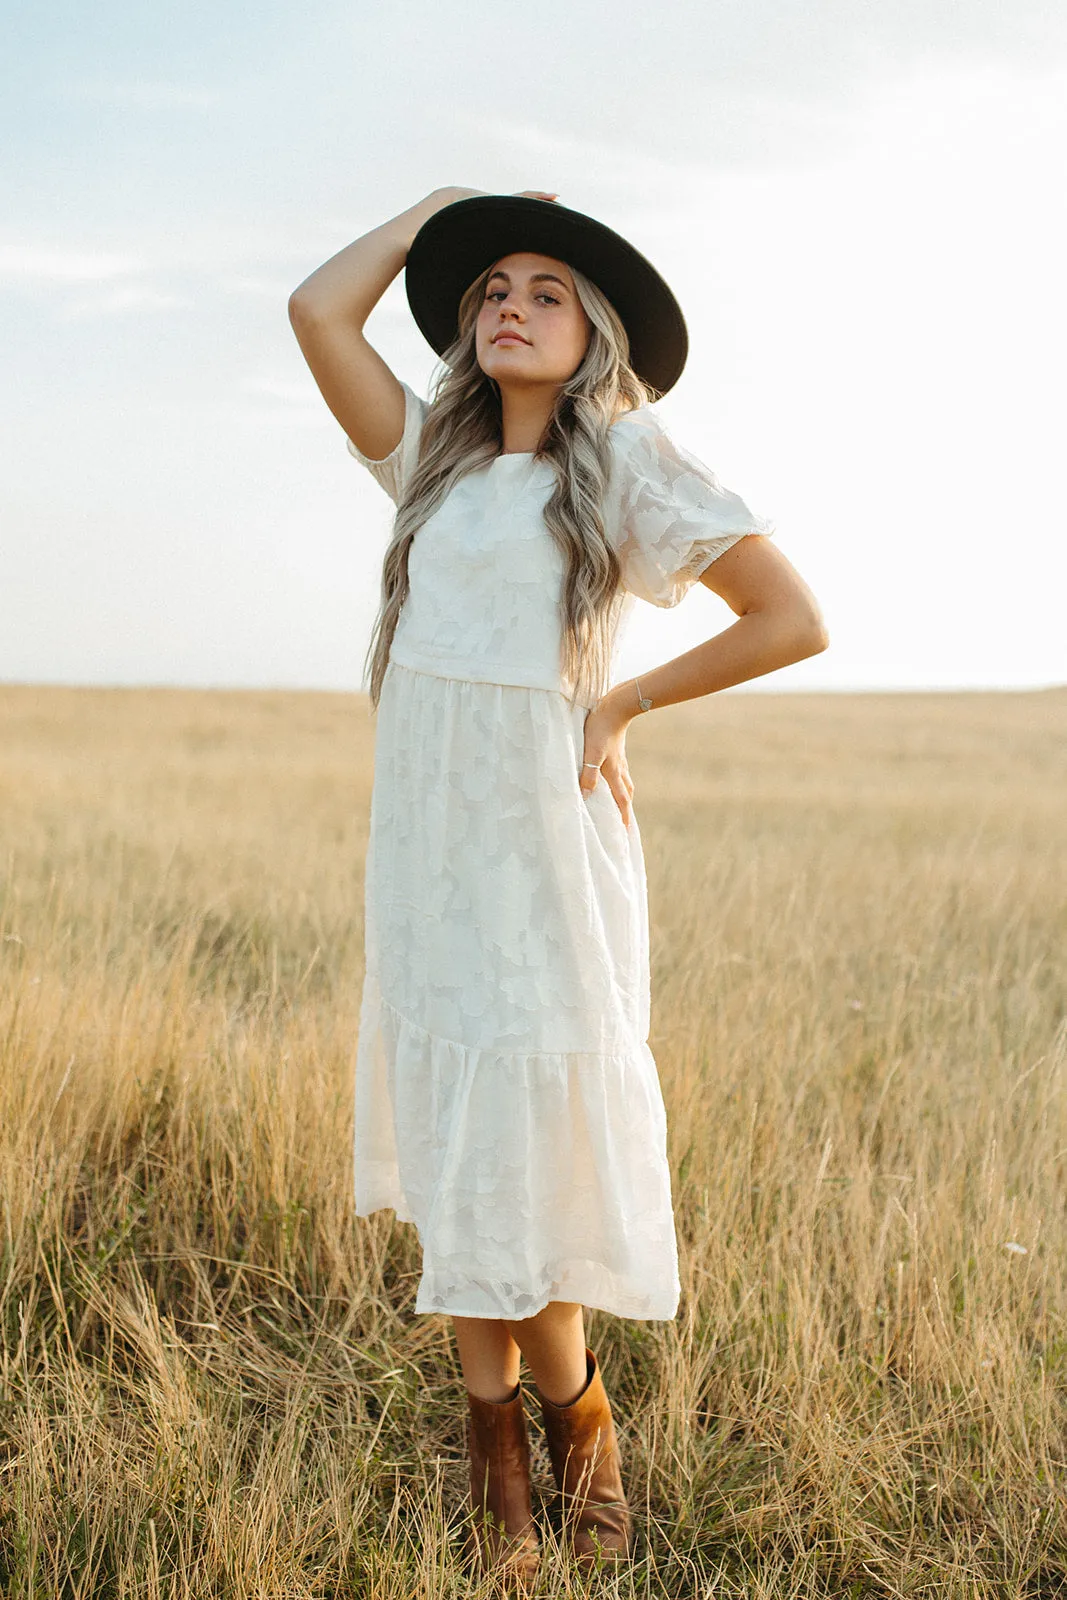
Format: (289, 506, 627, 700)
(288, 187, 558, 460)
(288, 187, 481, 460)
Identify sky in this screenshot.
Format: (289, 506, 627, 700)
(2, 0, 1066, 694)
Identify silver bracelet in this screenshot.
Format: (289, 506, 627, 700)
(633, 676, 653, 713)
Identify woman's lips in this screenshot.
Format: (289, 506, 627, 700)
(493, 333, 529, 345)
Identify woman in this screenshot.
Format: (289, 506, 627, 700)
(289, 186, 828, 1588)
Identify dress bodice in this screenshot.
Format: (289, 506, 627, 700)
(347, 383, 776, 707)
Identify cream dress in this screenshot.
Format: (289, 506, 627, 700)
(347, 383, 775, 1321)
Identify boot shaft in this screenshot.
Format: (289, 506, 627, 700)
(465, 1381, 541, 1585)
(535, 1345, 632, 1560)
(535, 1347, 624, 1501)
(467, 1382, 533, 1517)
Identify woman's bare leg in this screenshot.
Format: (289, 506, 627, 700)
(452, 1301, 588, 1405)
(452, 1316, 523, 1402)
(506, 1300, 588, 1405)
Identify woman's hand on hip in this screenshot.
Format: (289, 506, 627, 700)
(579, 691, 636, 826)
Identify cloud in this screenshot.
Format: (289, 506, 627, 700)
(242, 377, 322, 406)
(54, 286, 192, 321)
(0, 245, 196, 318)
(0, 245, 148, 284)
(221, 275, 297, 299)
(211, 404, 328, 430)
(449, 111, 732, 189)
(450, 91, 863, 185)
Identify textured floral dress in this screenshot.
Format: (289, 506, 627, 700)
(346, 382, 775, 1321)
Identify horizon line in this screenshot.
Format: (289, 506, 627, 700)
(1, 678, 1064, 698)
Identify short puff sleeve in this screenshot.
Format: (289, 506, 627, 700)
(345, 380, 429, 505)
(607, 407, 776, 607)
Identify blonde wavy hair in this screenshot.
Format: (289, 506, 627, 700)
(362, 261, 658, 712)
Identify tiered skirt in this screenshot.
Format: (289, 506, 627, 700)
(353, 659, 680, 1321)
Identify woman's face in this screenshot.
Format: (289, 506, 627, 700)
(475, 252, 593, 388)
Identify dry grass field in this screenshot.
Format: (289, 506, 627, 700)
(1, 682, 1065, 1598)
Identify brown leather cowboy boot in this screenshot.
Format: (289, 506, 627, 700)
(464, 1380, 541, 1591)
(535, 1346, 633, 1566)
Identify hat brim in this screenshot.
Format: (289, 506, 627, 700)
(404, 195, 688, 397)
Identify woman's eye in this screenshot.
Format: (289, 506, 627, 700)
(484, 290, 561, 305)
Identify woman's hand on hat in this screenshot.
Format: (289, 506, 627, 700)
(432, 186, 559, 206)
(436, 186, 489, 204)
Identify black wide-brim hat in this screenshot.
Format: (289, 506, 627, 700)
(405, 195, 688, 396)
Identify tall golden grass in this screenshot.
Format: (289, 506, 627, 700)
(1, 682, 1064, 1598)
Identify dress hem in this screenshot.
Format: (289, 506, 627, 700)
(352, 1186, 680, 1322)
